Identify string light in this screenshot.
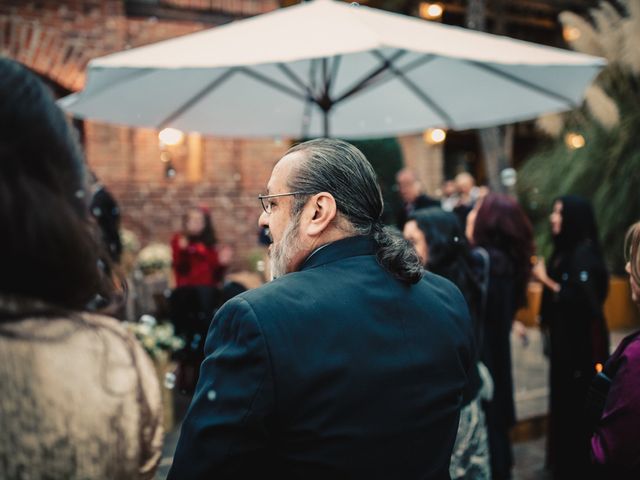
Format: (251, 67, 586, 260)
(562, 26, 581, 43)
(423, 128, 447, 145)
(158, 127, 184, 146)
(565, 132, 586, 150)
(419, 2, 444, 20)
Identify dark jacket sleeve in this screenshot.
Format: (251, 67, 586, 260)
(168, 296, 275, 479)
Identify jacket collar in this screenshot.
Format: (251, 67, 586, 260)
(300, 235, 377, 271)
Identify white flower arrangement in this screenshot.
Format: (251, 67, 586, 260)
(120, 228, 141, 253)
(125, 315, 185, 359)
(136, 242, 172, 275)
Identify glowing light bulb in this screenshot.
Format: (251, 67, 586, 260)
(562, 26, 581, 43)
(565, 132, 585, 150)
(423, 128, 446, 144)
(419, 2, 443, 20)
(159, 127, 184, 146)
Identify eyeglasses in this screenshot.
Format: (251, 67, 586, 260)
(258, 191, 309, 214)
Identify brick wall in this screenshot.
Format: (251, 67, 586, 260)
(398, 135, 444, 197)
(1, 0, 285, 269)
(85, 122, 286, 267)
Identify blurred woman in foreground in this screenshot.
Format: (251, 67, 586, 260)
(0, 58, 162, 479)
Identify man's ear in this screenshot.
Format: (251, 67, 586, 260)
(304, 192, 337, 237)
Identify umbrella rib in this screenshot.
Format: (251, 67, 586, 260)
(239, 67, 309, 101)
(372, 50, 454, 126)
(277, 63, 316, 100)
(337, 53, 436, 104)
(157, 68, 237, 130)
(332, 49, 407, 104)
(464, 61, 579, 107)
(80, 67, 158, 101)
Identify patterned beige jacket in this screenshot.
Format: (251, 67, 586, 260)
(0, 297, 163, 479)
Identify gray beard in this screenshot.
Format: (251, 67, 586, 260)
(270, 215, 302, 280)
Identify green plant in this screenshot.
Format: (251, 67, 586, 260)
(518, 2, 640, 274)
(348, 138, 404, 226)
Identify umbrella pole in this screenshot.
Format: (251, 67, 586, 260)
(323, 109, 330, 138)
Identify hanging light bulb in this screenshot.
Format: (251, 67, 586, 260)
(419, 2, 444, 20)
(565, 132, 586, 150)
(165, 161, 177, 179)
(562, 26, 581, 43)
(158, 127, 184, 146)
(423, 128, 447, 145)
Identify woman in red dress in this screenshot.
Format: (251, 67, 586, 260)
(171, 207, 230, 288)
(170, 207, 232, 393)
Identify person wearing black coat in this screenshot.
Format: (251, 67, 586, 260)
(469, 193, 534, 480)
(534, 195, 609, 479)
(169, 139, 475, 479)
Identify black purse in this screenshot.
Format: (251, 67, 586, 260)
(584, 331, 640, 433)
(584, 370, 612, 433)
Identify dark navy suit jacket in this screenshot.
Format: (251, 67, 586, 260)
(169, 235, 474, 479)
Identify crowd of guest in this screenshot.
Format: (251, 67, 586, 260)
(1, 57, 639, 480)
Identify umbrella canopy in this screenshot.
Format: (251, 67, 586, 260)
(60, 0, 605, 138)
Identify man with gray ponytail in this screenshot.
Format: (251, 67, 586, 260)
(170, 139, 476, 480)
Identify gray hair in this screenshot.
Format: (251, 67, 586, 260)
(285, 138, 422, 284)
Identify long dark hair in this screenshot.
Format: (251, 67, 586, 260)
(184, 207, 217, 247)
(410, 208, 482, 318)
(286, 139, 422, 284)
(473, 193, 533, 309)
(552, 195, 602, 254)
(0, 58, 113, 311)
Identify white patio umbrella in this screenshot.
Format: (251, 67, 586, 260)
(60, 0, 605, 138)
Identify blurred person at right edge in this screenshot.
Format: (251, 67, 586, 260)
(533, 195, 609, 480)
(589, 221, 640, 478)
(467, 193, 534, 480)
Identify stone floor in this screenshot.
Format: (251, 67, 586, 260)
(156, 327, 632, 479)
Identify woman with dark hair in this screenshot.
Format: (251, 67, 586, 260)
(469, 193, 534, 480)
(404, 207, 491, 480)
(590, 221, 640, 477)
(533, 195, 609, 479)
(0, 58, 162, 478)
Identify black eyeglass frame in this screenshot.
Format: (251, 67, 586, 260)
(258, 191, 311, 214)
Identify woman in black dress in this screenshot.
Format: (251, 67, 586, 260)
(533, 195, 609, 479)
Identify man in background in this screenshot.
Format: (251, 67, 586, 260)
(395, 167, 440, 229)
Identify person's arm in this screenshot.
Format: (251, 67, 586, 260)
(210, 245, 233, 285)
(168, 296, 275, 479)
(532, 260, 560, 293)
(171, 234, 191, 276)
(591, 341, 640, 469)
